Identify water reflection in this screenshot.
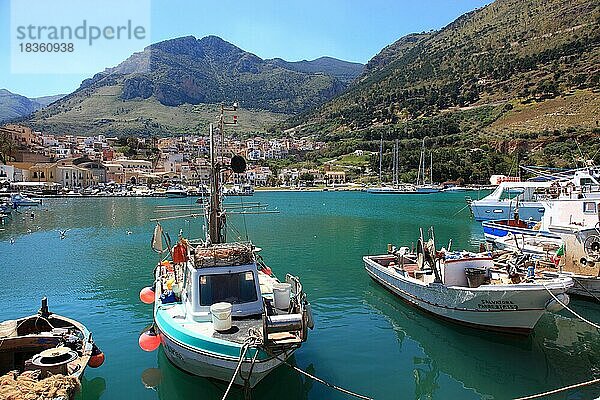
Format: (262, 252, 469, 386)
(77, 376, 107, 400)
(364, 283, 600, 400)
(151, 349, 313, 400)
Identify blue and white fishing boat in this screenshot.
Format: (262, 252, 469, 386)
(141, 118, 313, 389)
(482, 218, 561, 243)
(468, 169, 600, 221)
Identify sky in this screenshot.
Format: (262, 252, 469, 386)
(0, 0, 492, 98)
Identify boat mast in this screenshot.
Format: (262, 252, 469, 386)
(394, 139, 399, 186)
(379, 134, 383, 183)
(207, 103, 238, 245)
(430, 151, 433, 185)
(208, 123, 224, 244)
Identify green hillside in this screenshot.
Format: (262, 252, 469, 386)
(281, 0, 600, 182)
(25, 36, 362, 135)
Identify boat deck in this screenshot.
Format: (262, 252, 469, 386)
(157, 303, 263, 345)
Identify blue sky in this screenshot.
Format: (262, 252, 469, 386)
(0, 0, 492, 98)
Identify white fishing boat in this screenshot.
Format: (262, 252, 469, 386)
(540, 199, 600, 299)
(468, 168, 600, 221)
(140, 110, 313, 389)
(364, 229, 573, 334)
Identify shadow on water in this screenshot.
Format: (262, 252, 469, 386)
(364, 280, 600, 400)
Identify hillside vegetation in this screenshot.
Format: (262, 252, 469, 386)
(281, 0, 600, 182)
(25, 36, 363, 136)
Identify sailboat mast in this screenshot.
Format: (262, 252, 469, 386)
(379, 134, 383, 183)
(417, 140, 423, 185)
(430, 151, 433, 184)
(394, 139, 399, 186)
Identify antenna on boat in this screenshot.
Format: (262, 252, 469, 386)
(207, 104, 242, 245)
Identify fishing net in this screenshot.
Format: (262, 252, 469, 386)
(0, 370, 79, 400)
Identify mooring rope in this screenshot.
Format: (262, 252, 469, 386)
(269, 351, 374, 400)
(543, 284, 600, 330)
(221, 342, 251, 400)
(220, 335, 260, 400)
(514, 378, 600, 400)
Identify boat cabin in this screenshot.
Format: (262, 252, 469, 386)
(182, 243, 264, 321)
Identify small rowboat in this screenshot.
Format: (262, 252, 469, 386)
(0, 298, 104, 380)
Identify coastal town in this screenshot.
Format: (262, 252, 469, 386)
(0, 124, 350, 193)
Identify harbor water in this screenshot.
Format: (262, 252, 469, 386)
(0, 191, 598, 399)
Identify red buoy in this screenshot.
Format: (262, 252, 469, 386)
(88, 343, 105, 368)
(139, 287, 155, 304)
(139, 329, 161, 352)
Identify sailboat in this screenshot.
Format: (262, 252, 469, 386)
(140, 108, 314, 389)
(366, 138, 419, 194)
(415, 139, 441, 194)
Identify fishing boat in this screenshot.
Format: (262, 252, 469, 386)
(482, 216, 560, 243)
(468, 168, 600, 221)
(539, 199, 600, 299)
(0, 298, 104, 380)
(140, 114, 314, 389)
(363, 229, 573, 334)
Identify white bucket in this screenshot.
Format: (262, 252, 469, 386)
(210, 302, 232, 331)
(0, 320, 17, 338)
(273, 282, 292, 310)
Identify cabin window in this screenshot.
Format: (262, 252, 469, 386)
(199, 271, 257, 306)
(499, 188, 524, 201)
(583, 202, 597, 214)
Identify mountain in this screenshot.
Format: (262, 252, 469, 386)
(0, 90, 66, 122)
(266, 56, 363, 84)
(0, 90, 65, 122)
(33, 94, 66, 108)
(281, 0, 599, 183)
(288, 0, 599, 134)
(26, 35, 363, 135)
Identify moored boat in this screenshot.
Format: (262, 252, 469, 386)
(141, 114, 313, 389)
(10, 193, 42, 208)
(165, 186, 188, 198)
(0, 298, 104, 381)
(364, 229, 573, 334)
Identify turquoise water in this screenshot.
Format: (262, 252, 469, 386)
(0, 192, 598, 400)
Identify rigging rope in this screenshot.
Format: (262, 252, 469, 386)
(268, 351, 374, 400)
(543, 284, 600, 330)
(514, 378, 600, 400)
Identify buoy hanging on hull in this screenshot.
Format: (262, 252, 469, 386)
(139, 328, 161, 352)
(88, 343, 105, 368)
(140, 286, 155, 304)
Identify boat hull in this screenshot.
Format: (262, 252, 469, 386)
(157, 325, 293, 387)
(364, 256, 572, 334)
(471, 202, 545, 222)
(482, 220, 560, 242)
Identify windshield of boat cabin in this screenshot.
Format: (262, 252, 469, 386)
(199, 271, 258, 306)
